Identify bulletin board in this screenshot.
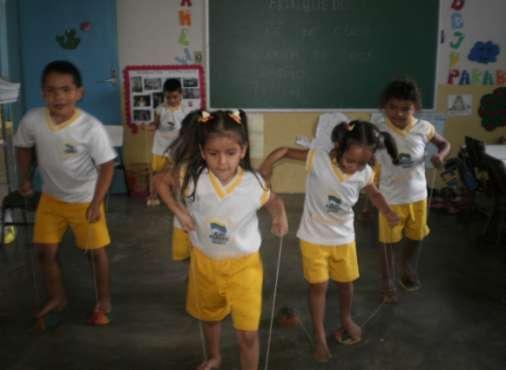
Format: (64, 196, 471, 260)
(207, 0, 439, 110)
(123, 64, 205, 131)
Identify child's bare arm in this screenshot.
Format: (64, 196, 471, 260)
(16, 147, 35, 195)
(154, 168, 195, 232)
(430, 133, 451, 168)
(363, 183, 399, 226)
(263, 191, 288, 237)
(144, 113, 161, 131)
(258, 147, 309, 183)
(87, 160, 114, 222)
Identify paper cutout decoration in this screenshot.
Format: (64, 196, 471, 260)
(459, 70, 470, 85)
(448, 69, 459, 84)
(451, 13, 464, 30)
(479, 87, 506, 131)
(179, 9, 191, 26)
(447, 94, 472, 116)
(56, 29, 80, 50)
(449, 52, 460, 67)
(80, 21, 92, 32)
(175, 49, 193, 64)
(468, 41, 500, 64)
(450, 31, 464, 49)
(178, 29, 190, 46)
(181, 0, 192, 6)
(451, 0, 465, 11)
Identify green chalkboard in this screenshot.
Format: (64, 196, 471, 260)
(209, 0, 439, 109)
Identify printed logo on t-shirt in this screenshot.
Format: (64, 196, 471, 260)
(209, 220, 229, 245)
(325, 194, 345, 213)
(398, 153, 416, 168)
(60, 141, 79, 159)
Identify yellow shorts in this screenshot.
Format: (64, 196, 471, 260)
(172, 227, 192, 261)
(379, 199, 429, 244)
(186, 248, 263, 331)
(151, 154, 172, 172)
(33, 193, 110, 249)
(300, 240, 359, 284)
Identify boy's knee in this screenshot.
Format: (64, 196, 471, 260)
(309, 281, 328, 295)
(36, 244, 58, 262)
(237, 330, 258, 349)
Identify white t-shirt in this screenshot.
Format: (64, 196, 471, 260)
(184, 168, 270, 260)
(375, 117, 435, 205)
(14, 108, 117, 203)
(152, 103, 187, 156)
(297, 149, 374, 246)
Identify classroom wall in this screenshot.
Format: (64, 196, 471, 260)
(117, 0, 506, 193)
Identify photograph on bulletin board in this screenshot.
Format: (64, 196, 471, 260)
(123, 65, 205, 131)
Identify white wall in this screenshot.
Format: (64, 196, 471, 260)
(117, 0, 205, 72)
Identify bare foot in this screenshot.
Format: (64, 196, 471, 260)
(335, 320, 362, 345)
(93, 301, 112, 314)
(197, 356, 221, 370)
(313, 340, 332, 362)
(380, 288, 398, 304)
(36, 298, 67, 318)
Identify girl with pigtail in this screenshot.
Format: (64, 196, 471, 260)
(156, 109, 288, 370)
(259, 120, 400, 362)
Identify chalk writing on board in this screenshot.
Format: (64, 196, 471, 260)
(268, 0, 363, 12)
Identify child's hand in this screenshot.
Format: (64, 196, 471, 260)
(144, 123, 157, 132)
(271, 214, 288, 237)
(176, 208, 196, 232)
(431, 154, 444, 169)
(385, 210, 400, 227)
(86, 202, 102, 223)
(19, 180, 34, 197)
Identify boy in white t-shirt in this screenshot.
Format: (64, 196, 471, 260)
(14, 61, 116, 328)
(144, 78, 188, 206)
(375, 79, 451, 303)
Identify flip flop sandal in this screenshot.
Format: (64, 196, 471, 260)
(399, 276, 421, 292)
(87, 309, 111, 326)
(34, 311, 63, 332)
(334, 328, 362, 345)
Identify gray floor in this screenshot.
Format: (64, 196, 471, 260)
(1, 194, 505, 370)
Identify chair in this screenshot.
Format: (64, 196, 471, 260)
(0, 191, 40, 250)
(480, 154, 506, 246)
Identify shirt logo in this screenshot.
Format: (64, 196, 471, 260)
(326, 195, 344, 214)
(209, 221, 229, 245)
(61, 141, 79, 158)
(398, 153, 415, 168)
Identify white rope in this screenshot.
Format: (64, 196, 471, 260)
(263, 235, 284, 370)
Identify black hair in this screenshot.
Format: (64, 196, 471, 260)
(41, 60, 82, 88)
(379, 78, 422, 110)
(331, 120, 399, 165)
(169, 109, 260, 200)
(163, 78, 182, 93)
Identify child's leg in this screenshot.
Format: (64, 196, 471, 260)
(36, 243, 67, 318)
(336, 282, 361, 341)
(308, 281, 331, 361)
(236, 329, 259, 370)
(379, 242, 398, 303)
(88, 247, 111, 312)
(198, 321, 222, 370)
(400, 238, 422, 289)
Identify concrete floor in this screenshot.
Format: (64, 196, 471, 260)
(1, 194, 505, 370)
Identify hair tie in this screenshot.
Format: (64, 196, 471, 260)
(347, 122, 355, 131)
(199, 110, 211, 124)
(228, 110, 241, 125)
